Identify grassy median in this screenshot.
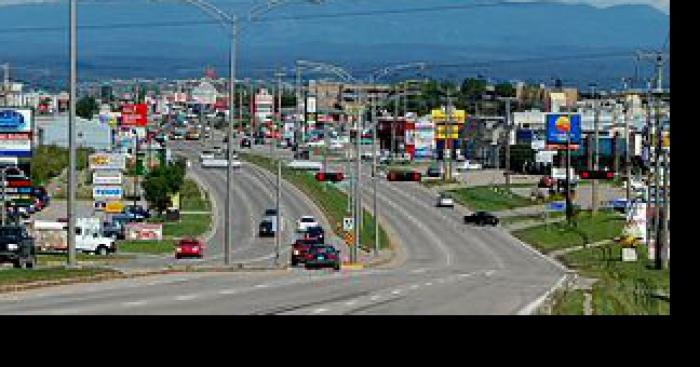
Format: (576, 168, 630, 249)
(118, 239, 177, 254)
(0, 268, 118, 286)
(512, 210, 625, 253)
(447, 185, 534, 212)
(558, 244, 670, 315)
(240, 152, 390, 251)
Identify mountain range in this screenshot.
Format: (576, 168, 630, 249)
(0, 0, 670, 89)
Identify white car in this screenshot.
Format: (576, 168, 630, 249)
(296, 216, 319, 232)
(456, 161, 483, 171)
(436, 194, 455, 208)
(199, 151, 215, 162)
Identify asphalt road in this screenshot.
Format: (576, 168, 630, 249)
(0, 138, 566, 314)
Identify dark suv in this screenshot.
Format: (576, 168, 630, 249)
(0, 226, 37, 269)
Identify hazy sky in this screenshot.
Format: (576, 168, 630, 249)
(0, 0, 671, 13)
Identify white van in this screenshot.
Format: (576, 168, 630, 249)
(31, 218, 116, 255)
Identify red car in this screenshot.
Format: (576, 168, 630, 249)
(291, 237, 323, 267)
(175, 238, 206, 259)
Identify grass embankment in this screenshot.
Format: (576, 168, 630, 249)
(36, 254, 135, 266)
(447, 186, 534, 212)
(500, 211, 565, 225)
(240, 152, 390, 251)
(0, 268, 118, 286)
(512, 210, 625, 253)
(118, 179, 212, 255)
(558, 244, 670, 315)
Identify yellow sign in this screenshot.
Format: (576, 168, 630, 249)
(663, 132, 670, 148)
(435, 124, 460, 139)
(170, 192, 181, 210)
(344, 231, 355, 246)
(431, 109, 466, 123)
(105, 201, 124, 214)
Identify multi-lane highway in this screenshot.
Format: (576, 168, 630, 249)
(0, 139, 566, 315)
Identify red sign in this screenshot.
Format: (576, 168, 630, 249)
(121, 103, 148, 127)
(7, 179, 32, 188)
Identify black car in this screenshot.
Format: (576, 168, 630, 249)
(240, 137, 252, 148)
(0, 226, 37, 269)
(259, 219, 275, 237)
(464, 211, 499, 226)
(102, 220, 125, 240)
(302, 226, 325, 242)
(304, 244, 341, 271)
(123, 205, 151, 221)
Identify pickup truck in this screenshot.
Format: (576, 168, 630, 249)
(0, 225, 37, 268)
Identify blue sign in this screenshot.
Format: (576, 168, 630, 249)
(546, 113, 581, 146)
(0, 109, 30, 133)
(547, 201, 566, 212)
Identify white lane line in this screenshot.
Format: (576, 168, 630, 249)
(485, 270, 496, 277)
(425, 282, 433, 286)
(392, 289, 402, 295)
(370, 295, 381, 301)
(175, 294, 198, 301)
(459, 273, 473, 278)
(345, 300, 358, 306)
(411, 268, 428, 274)
(219, 289, 238, 295)
(311, 308, 328, 314)
(254, 284, 269, 289)
(122, 300, 147, 307)
(410, 284, 420, 290)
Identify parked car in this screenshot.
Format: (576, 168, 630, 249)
(436, 193, 455, 208)
(463, 212, 499, 226)
(304, 244, 341, 271)
(426, 165, 444, 178)
(175, 238, 206, 259)
(240, 137, 252, 148)
(123, 205, 151, 221)
(296, 216, 319, 232)
(0, 225, 37, 269)
(455, 160, 483, 171)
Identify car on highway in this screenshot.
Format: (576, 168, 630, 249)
(240, 137, 252, 148)
(464, 211, 499, 226)
(296, 216, 319, 232)
(301, 226, 325, 242)
(175, 238, 206, 259)
(426, 164, 444, 178)
(291, 237, 323, 266)
(304, 244, 341, 271)
(436, 193, 455, 208)
(386, 170, 421, 182)
(186, 130, 201, 140)
(199, 150, 215, 162)
(212, 146, 223, 155)
(259, 219, 275, 237)
(0, 225, 37, 269)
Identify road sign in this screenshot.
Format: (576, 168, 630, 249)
(344, 231, 355, 246)
(547, 201, 566, 212)
(105, 201, 125, 214)
(92, 185, 124, 200)
(343, 217, 354, 231)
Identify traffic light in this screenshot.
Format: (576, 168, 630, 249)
(315, 172, 344, 182)
(579, 170, 615, 180)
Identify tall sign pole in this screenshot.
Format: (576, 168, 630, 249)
(225, 17, 238, 266)
(67, 0, 77, 266)
(591, 88, 600, 215)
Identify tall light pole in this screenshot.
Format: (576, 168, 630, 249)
(67, 0, 77, 267)
(590, 84, 600, 215)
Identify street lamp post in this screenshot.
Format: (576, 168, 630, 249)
(67, 0, 78, 267)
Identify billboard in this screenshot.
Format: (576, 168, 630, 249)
(431, 108, 466, 123)
(89, 153, 126, 171)
(0, 109, 32, 133)
(414, 121, 435, 159)
(121, 103, 148, 127)
(125, 223, 163, 241)
(0, 109, 32, 158)
(92, 170, 123, 185)
(546, 113, 581, 147)
(306, 97, 317, 114)
(92, 186, 123, 200)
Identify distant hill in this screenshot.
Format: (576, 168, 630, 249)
(0, 0, 669, 88)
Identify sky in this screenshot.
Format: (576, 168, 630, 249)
(0, 0, 672, 14)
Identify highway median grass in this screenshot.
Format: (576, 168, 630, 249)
(240, 152, 390, 251)
(0, 267, 119, 287)
(37, 253, 135, 266)
(558, 244, 670, 315)
(447, 185, 534, 212)
(511, 210, 625, 253)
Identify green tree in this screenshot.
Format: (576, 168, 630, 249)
(460, 78, 488, 101)
(76, 96, 98, 120)
(495, 82, 516, 98)
(142, 159, 186, 216)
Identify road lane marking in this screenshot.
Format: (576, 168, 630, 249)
(410, 284, 420, 290)
(311, 308, 328, 314)
(254, 284, 269, 289)
(175, 294, 197, 301)
(392, 289, 402, 295)
(219, 289, 238, 295)
(122, 300, 147, 307)
(370, 295, 381, 301)
(485, 270, 496, 277)
(345, 300, 358, 306)
(411, 268, 428, 274)
(425, 282, 433, 286)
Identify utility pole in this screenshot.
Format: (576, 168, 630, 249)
(295, 63, 302, 149)
(504, 98, 513, 193)
(275, 157, 281, 267)
(354, 105, 362, 263)
(645, 83, 653, 251)
(1, 168, 6, 226)
(238, 81, 244, 134)
(371, 83, 379, 256)
(591, 85, 600, 215)
(225, 17, 239, 267)
(653, 91, 662, 270)
(662, 143, 670, 269)
(392, 85, 398, 156)
(624, 94, 631, 203)
(67, 0, 77, 267)
(446, 93, 454, 182)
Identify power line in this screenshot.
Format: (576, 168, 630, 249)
(0, 1, 543, 34)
